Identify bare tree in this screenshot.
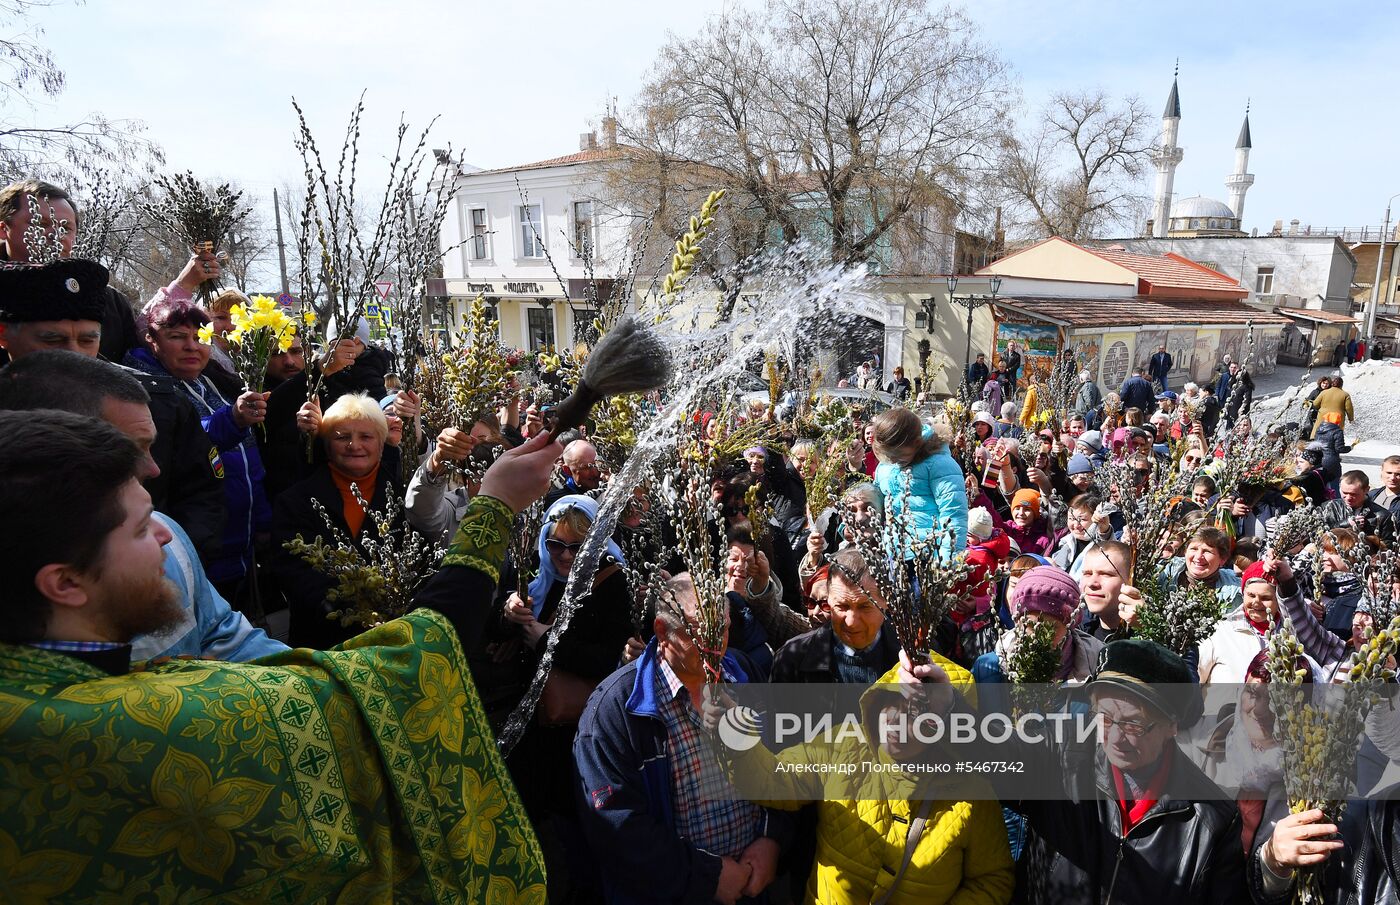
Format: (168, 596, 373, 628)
(608, 0, 1010, 318)
(994, 90, 1154, 241)
(0, 1, 163, 184)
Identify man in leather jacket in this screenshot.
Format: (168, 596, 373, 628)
(902, 637, 1246, 904)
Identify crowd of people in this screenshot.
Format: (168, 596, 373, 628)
(4, 174, 1400, 904)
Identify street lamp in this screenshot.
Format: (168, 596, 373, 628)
(949, 275, 1002, 380)
(1365, 192, 1400, 344)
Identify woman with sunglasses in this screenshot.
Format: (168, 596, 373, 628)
(499, 494, 635, 878)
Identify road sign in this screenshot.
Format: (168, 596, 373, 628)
(276, 292, 296, 307)
(374, 281, 393, 300)
(365, 304, 382, 320)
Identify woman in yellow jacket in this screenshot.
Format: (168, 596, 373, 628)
(715, 654, 1013, 905)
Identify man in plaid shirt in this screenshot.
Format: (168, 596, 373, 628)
(574, 573, 792, 904)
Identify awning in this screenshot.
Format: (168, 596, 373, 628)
(1273, 306, 1358, 325)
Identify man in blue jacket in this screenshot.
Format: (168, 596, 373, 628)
(0, 350, 286, 661)
(574, 573, 792, 904)
(1118, 366, 1156, 414)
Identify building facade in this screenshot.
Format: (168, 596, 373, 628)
(1094, 235, 1358, 366)
(432, 121, 633, 351)
(976, 238, 1286, 388)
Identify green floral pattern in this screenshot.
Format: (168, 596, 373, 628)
(0, 608, 545, 904)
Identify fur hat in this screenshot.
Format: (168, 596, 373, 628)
(0, 259, 108, 323)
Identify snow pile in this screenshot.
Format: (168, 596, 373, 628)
(1336, 359, 1400, 446)
(1251, 358, 1400, 446)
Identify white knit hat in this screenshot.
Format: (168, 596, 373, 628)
(967, 506, 994, 541)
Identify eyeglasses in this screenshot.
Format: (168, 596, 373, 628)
(1092, 710, 1159, 739)
(545, 538, 584, 554)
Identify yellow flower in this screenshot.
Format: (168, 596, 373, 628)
(196, 324, 214, 346)
(250, 294, 278, 314)
(227, 327, 245, 346)
(302, 310, 317, 327)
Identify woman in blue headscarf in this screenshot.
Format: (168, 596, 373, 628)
(500, 495, 634, 836)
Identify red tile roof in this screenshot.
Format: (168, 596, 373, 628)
(997, 296, 1288, 329)
(468, 145, 632, 176)
(1087, 247, 1247, 296)
(1274, 306, 1359, 325)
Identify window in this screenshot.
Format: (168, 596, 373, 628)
(519, 204, 544, 258)
(1207, 219, 1218, 229)
(572, 307, 598, 344)
(1255, 266, 1275, 295)
(1190, 218, 1202, 229)
(573, 201, 594, 258)
(527, 306, 555, 350)
(469, 208, 489, 260)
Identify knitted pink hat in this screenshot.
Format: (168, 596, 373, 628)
(1011, 565, 1079, 623)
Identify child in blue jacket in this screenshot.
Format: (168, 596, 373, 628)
(870, 407, 969, 559)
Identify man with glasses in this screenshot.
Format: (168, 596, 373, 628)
(574, 573, 793, 905)
(899, 637, 1245, 903)
(546, 438, 604, 505)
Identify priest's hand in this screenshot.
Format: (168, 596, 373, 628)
(478, 430, 563, 513)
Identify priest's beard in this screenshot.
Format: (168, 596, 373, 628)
(100, 571, 184, 643)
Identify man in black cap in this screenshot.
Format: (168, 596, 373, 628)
(0, 259, 227, 561)
(900, 637, 1245, 904)
(0, 257, 108, 358)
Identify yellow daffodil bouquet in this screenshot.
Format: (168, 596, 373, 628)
(198, 294, 299, 396)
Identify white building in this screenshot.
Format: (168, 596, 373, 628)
(431, 119, 633, 350)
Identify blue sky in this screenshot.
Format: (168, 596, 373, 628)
(25, 0, 1400, 236)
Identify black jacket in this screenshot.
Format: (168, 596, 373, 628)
(1118, 374, 1156, 413)
(1149, 351, 1173, 384)
(1005, 707, 1246, 905)
(769, 622, 901, 684)
(99, 287, 141, 364)
(123, 366, 228, 562)
(1321, 496, 1395, 545)
(260, 354, 391, 503)
(269, 460, 403, 650)
(1248, 788, 1400, 905)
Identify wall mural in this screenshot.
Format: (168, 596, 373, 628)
(1102, 340, 1131, 389)
(1135, 330, 1168, 371)
(1069, 337, 1101, 381)
(1218, 329, 1246, 368)
(996, 321, 1061, 383)
(1256, 330, 1280, 374)
(1166, 329, 1197, 383)
(1191, 331, 1220, 384)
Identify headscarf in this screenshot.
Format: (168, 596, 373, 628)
(527, 494, 626, 618)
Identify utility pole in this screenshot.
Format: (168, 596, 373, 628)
(1366, 195, 1400, 344)
(273, 186, 290, 296)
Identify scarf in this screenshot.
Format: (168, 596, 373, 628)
(330, 463, 379, 537)
(1111, 745, 1174, 834)
(527, 494, 625, 619)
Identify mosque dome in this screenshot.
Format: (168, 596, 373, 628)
(1167, 195, 1243, 236)
(1172, 196, 1236, 219)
